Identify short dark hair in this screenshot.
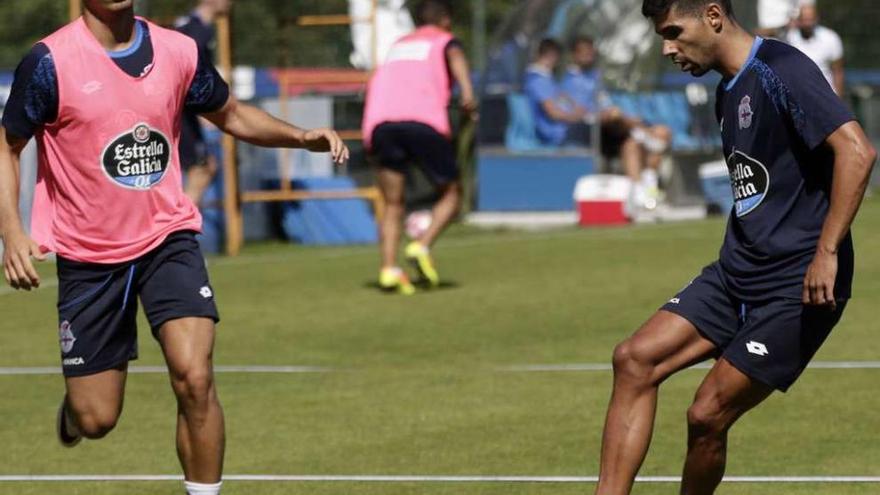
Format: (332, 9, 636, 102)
(414, 0, 452, 26)
(538, 38, 563, 57)
(641, 0, 734, 19)
(570, 35, 595, 51)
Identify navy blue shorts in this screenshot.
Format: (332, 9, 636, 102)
(56, 231, 219, 377)
(370, 121, 459, 185)
(661, 262, 846, 392)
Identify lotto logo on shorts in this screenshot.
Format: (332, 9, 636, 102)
(59, 321, 76, 354)
(746, 341, 769, 356)
(101, 123, 171, 190)
(200, 286, 213, 299)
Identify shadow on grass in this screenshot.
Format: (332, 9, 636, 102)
(362, 280, 462, 293)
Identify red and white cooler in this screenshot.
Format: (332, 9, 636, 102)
(573, 175, 632, 226)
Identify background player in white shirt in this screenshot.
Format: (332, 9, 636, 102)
(756, 0, 797, 38)
(786, 3, 845, 95)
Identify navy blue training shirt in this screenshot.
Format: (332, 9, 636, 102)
(716, 37, 855, 301)
(2, 19, 230, 141)
(175, 12, 217, 61)
(174, 12, 219, 165)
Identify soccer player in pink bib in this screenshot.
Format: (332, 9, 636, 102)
(362, 0, 476, 294)
(0, 1, 348, 494)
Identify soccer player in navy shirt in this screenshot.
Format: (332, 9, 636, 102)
(174, 0, 231, 206)
(593, 1, 876, 494)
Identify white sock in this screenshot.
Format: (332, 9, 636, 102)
(641, 169, 659, 189)
(184, 480, 222, 495)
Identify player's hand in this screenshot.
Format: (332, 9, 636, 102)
(803, 248, 838, 309)
(460, 96, 479, 121)
(604, 106, 623, 120)
(303, 128, 350, 165)
(2, 229, 46, 291)
(568, 106, 589, 124)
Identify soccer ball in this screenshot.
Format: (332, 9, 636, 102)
(405, 210, 432, 240)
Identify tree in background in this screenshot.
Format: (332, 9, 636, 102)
(0, 0, 877, 71)
(0, 0, 65, 70)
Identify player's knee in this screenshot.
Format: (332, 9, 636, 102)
(74, 407, 120, 439)
(653, 125, 673, 143)
(611, 339, 654, 384)
(385, 195, 405, 210)
(441, 181, 462, 207)
(171, 366, 216, 409)
(621, 137, 639, 150)
(686, 399, 727, 436)
(441, 181, 461, 196)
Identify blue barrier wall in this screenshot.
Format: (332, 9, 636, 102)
(477, 152, 595, 211)
(278, 177, 378, 246)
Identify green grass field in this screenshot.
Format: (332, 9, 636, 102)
(2, 197, 880, 495)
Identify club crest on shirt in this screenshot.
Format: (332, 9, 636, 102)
(738, 95, 754, 130)
(727, 149, 769, 217)
(101, 123, 171, 190)
(59, 321, 76, 354)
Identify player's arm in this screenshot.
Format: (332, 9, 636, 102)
(803, 121, 877, 307)
(541, 100, 587, 124)
(831, 58, 845, 96)
(0, 44, 54, 290)
(829, 32, 845, 97)
(202, 97, 349, 164)
(526, 74, 586, 124)
(186, 46, 348, 164)
(0, 128, 46, 291)
(446, 43, 477, 115)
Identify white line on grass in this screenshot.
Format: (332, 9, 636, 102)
(1, 475, 880, 483)
(500, 361, 880, 372)
(0, 365, 334, 376)
(2, 361, 880, 376)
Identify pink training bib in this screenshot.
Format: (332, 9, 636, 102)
(362, 26, 455, 149)
(33, 17, 202, 263)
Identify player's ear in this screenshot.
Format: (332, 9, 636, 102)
(705, 3, 724, 32)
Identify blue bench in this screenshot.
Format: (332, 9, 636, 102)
(610, 91, 703, 150)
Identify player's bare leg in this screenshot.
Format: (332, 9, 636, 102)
(595, 311, 716, 495)
(64, 365, 128, 440)
(377, 167, 406, 269)
(375, 167, 415, 293)
(184, 155, 218, 206)
(160, 317, 224, 484)
(645, 125, 672, 171)
(419, 180, 460, 248)
(619, 136, 643, 183)
(680, 358, 773, 495)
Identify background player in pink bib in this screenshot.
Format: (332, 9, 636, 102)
(0, 1, 348, 494)
(362, 0, 477, 294)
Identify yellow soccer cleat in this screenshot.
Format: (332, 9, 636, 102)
(379, 267, 416, 295)
(404, 241, 439, 288)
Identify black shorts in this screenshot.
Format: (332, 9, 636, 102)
(56, 231, 219, 377)
(661, 262, 847, 392)
(600, 120, 632, 158)
(370, 121, 459, 185)
(179, 113, 209, 171)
